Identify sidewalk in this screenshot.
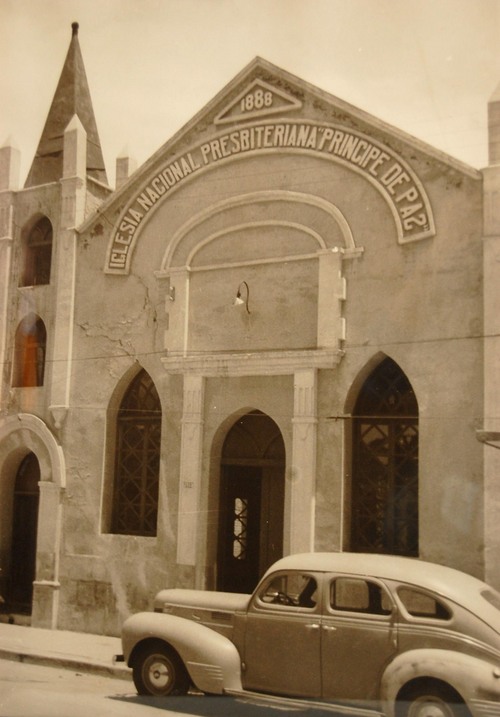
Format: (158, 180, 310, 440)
(0, 620, 131, 681)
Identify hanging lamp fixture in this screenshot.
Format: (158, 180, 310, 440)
(233, 281, 250, 314)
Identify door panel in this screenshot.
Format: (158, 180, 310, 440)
(259, 466, 285, 574)
(9, 495, 39, 609)
(218, 466, 262, 593)
(217, 411, 285, 593)
(321, 577, 397, 700)
(8, 452, 40, 613)
(243, 572, 321, 697)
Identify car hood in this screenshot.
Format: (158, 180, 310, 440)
(154, 588, 251, 613)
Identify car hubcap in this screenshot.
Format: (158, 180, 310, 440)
(408, 697, 454, 717)
(146, 657, 171, 690)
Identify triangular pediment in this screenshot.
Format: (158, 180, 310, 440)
(91, 56, 479, 207)
(79, 57, 479, 274)
(214, 78, 302, 124)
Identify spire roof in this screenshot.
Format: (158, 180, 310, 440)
(24, 22, 108, 188)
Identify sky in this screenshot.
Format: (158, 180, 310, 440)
(1, 0, 500, 187)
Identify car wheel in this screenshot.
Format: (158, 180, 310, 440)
(399, 682, 470, 717)
(132, 641, 190, 696)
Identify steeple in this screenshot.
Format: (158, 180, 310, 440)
(24, 22, 108, 188)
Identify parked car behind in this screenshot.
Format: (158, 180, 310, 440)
(117, 552, 500, 717)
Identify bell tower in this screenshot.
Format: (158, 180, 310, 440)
(0, 21, 111, 415)
(0, 22, 111, 626)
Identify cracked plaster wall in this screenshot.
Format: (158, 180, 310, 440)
(52, 122, 487, 631)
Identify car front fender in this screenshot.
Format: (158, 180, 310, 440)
(381, 648, 500, 717)
(121, 611, 242, 694)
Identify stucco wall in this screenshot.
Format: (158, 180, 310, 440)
(23, 61, 483, 632)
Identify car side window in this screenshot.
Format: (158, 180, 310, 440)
(397, 587, 451, 620)
(330, 577, 392, 615)
(259, 573, 318, 608)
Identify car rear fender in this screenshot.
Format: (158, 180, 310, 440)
(122, 611, 242, 694)
(381, 648, 500, 717)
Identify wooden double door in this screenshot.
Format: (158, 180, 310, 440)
(217, 412, 285, 594)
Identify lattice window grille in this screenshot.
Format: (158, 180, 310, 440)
(112, 371, 161, 536)
(232, 497, 248, 560)
(352, 358, 418, 557)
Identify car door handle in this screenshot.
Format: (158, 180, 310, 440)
(322, 625, 337, 632)
(306, 623, 320, 630)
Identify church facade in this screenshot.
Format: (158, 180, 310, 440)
(1, 24, 499, 634)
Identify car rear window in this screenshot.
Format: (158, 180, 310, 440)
(330, 578, 392, 615)
(397, 588, 451, 620)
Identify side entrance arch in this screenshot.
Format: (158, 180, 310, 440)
(217, 411, 285, 593)
(0, 414, 65, 628)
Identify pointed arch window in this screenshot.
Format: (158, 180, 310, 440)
(20, 216, 53, 287)
(12, 314, 47, 387)
(351, 357, 419, 556)
(111, 370, 161, 536)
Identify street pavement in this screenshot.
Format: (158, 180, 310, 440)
(0, 620, 357, 717)
(0, 619, 130, 681)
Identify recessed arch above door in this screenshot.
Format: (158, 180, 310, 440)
(160, 190, 357, 272)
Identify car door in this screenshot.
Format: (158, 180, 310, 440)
(242, 571, 322, 697)
(321, 575, 397, 701)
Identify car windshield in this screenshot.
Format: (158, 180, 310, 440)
(481, 588, 500, 611)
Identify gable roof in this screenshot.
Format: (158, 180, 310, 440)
(25, 22, 108, 188)
(80, 55, 481, 239)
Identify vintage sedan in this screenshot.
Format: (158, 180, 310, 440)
(117, 552, 500, 717)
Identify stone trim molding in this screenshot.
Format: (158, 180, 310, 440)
(0, 413, 66, 488)
(162, 348, 344, 376)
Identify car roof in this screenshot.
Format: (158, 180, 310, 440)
(265, 552, 497, 615)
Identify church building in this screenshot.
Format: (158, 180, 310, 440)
(1, 23, 499, 634)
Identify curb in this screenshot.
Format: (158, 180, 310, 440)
(0, 647, 131, 681)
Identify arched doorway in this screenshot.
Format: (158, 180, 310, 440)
(8, 452, 40, 613)
(351, 357, 419, 556)
(217, 411, 285, 593)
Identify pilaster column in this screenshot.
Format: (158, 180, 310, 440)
(49, 116, 87, 429)
(0, 145, 20, 191)
(0, 208, 13, 400)
(176, 374, 205, 566)
(317, 249, 346, 349)
(32, 480, 64, 628)
(161, 267, 190, 357)
(482, 164, 500, 588)
(0, 145, 18, 398)
(290, 368, 318, 553)
(115, 155, 138, 189)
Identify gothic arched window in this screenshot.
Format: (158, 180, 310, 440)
(351, 357, 419, 556)
(12, 314, 47, 387)
(111, 370, 161, 536)
(20, 216, 53, 287)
